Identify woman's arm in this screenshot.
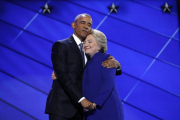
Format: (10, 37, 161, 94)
(93, 55, 116, 107)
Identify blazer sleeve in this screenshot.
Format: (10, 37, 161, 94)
(51, 41, 83, 104)
(93, 55, 116, 107)
(116, 68, 122, 76)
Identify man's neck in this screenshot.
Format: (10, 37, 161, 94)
(73, 34, 83, 46)
(73, 34, 84, 42)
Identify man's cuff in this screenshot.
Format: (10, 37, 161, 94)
(78, 97, 85, 103)
(116, 65, 121, 69)
(116, 68, 121, 71)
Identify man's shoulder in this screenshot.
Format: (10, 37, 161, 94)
(102, 53, 111, 59)
(56, 37, 71, 44)
(53, 36, 73, 47)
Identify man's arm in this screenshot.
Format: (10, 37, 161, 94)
(102, 56, 121, 75)
(51, 70, 94, 110)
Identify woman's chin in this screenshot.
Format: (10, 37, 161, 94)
(85, 52, 90, 55)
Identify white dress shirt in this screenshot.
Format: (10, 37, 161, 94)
(72, 34, 86, 103)
(73, 34, 87, 64)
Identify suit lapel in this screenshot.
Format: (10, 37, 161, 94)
(83, 55, 90, 72)
(69, 36, 83, 67)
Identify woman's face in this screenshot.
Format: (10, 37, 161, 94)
(83, 34, 100, 58)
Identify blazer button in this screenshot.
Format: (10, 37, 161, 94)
(83, 92, 86, 95)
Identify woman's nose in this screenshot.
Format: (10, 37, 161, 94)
(83, 43, 88, 48)
(83, 44, 86, 48)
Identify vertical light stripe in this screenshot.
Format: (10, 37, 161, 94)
(11, 0, 51, 44)
(141, 27, 179, 78)
(123, 81, 140, 102)
(123, 27, 179, 101)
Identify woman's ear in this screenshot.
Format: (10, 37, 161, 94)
(99, 47, 104, 53)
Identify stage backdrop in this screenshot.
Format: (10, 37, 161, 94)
(0, 0, 179, 120)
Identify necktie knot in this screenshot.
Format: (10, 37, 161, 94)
(79, 43, 83, 50)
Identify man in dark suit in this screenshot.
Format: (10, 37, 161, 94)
(45, 13, 121, 120)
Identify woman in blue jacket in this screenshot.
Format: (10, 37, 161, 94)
(82, 29, 124, 120)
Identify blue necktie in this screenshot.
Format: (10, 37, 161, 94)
(79, 43, 85, 67)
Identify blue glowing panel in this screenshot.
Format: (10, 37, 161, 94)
(0, 21, 21, 45)
(0, 72, 48, 120)
(0, 46, 52, 93)
(12, 32, 53, 66)
(46, 1, 106, 29)
(158, 39, 180, 67)
(142, 60, 180, 96)
(126, 82, 180, 120)
(0, 100, 35, 120)
(0, 1, 38, 29)
(68, 0, 119, 14)
(132, 0, 178, 14)
(98, 16, 169, 57)
(25, 14, 73, 42)
(174, 31, 180, 40)
(108, 1, 178, 37)
(10, 0, 107, 29)
(0, 0, 179, 119)
(14, 33, 52, 65)
(8, 0, 48, 12)
(0, 22, 52, 66)
(116, 74, 138, 100)
(107, 41, 153, 79)
(123, 103, 160, 120)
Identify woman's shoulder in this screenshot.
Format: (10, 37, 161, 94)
(102, 53, 112, 60)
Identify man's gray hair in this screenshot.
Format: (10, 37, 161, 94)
(74, 13, 92, 23)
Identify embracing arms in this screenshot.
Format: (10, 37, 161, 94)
(51, 41, 94, 110)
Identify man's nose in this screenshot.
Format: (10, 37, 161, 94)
(84, 24, 89, 29)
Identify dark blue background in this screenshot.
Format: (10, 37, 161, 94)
(0, 0, 179, 120)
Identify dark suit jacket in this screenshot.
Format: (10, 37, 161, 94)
(45, 36, 84, 118)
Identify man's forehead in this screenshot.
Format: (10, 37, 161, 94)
(81, 14, 87, 17)
(79, 15, 92, 22)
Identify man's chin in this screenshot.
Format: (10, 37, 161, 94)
(81, 36, 87, 41)
(82, 34, 88, 38)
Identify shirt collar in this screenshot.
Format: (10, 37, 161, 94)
(73, 34, 82, 46)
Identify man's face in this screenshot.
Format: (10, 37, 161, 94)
(72, 15, 92, 41)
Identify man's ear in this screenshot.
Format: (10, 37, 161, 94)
(71, 22, 75, 29)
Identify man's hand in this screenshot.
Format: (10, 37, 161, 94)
(102, 56, 121, 69)
(51, 71, 57, 80)
(81, 99, 95, 111)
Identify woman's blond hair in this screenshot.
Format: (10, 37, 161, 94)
(90, 29, 107, 53)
